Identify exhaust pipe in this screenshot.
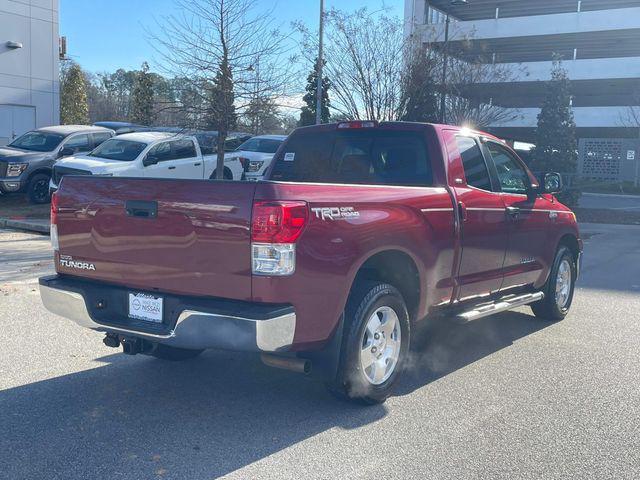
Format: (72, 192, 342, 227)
(261, 353, 312, 375)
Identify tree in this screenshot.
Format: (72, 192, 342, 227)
(131, 62, 155, 125)
(399, 45, 439, 123)
(151, 0, 294, 178)
(532, 57, 579, 206)
(298, 59, 331, 126)
(242, 96, 282, 134)
(60, 61, 89, 124)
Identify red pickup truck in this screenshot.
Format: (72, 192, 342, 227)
(39, 121, 581, 404)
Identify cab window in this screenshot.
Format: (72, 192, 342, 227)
(64, 134, 92, 152)
(486, 142, 530, 195)
(456, 136, 492, 191)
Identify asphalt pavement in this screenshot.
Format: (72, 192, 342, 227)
(579, 192, 640, 212)
(0, 224, 639, 480)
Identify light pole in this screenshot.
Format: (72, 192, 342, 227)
(439, 0, 469, 124)
(316, 0, 325, 125)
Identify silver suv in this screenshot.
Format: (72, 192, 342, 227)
(0, 125, 114, 204)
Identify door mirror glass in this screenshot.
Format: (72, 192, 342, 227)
(58, 147, 74, 158)
(543, 172, 563, 194)
(143, 154, 158, 166)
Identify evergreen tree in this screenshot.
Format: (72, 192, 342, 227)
(131, 62, 155, 125)
(400, 47, 439, 123)
(60, 61, 89, 125)
(299, 59, 331, 126)
(532, 57, 580, 206)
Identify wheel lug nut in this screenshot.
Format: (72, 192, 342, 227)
(374, 333, 380, 339)
(371, 346, 377, 353)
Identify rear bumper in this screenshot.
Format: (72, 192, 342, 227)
(39, 275, 296, 352)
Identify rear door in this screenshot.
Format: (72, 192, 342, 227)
(449, 133, 508, 301)
(483, 141, 549, 290)
(55, 177, 257, 300)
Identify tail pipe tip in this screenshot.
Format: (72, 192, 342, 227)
(261, 353, 312, 375)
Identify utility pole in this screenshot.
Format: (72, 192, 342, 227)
(439, 13, 450, 124)
(315, 0, 325, 125)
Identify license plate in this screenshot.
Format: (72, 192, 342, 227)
(128, 292, 163, 323)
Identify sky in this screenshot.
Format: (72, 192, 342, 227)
(60, 0, 404, 73)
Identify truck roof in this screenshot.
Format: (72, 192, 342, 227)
(37, 125, 113, 136)
(114, 131, 182, 143)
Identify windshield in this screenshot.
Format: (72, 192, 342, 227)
(237, 137, 283, 154)
(89, 139, 147, 161)
(8, 131, 64, 152)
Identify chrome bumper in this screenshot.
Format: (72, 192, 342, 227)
(39, 283, 296, 352)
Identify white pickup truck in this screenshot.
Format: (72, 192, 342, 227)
(49, 131, 245, 192)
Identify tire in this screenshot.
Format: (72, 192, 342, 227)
(27, 173, 51, 204)
(151, 344, 204, 361)
(210, 168, 234, 180)
(327, 281, 410, 404)
(531, 245, 577, 321)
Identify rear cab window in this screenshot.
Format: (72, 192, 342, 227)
(270, 129, 432, 187)
(456, 136, 493, 191)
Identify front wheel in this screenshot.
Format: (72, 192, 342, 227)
(327, 282, 410, 404)
(531, 245, 577, 321)
(27, 173, 51, 204)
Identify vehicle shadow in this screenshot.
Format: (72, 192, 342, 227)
(397, 310, 552, 396)
(0, 310, 551, 480)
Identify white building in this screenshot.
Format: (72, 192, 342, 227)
(0, 0, 59, 145)
(405, 0, 640, 181)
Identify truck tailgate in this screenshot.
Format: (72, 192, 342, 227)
(55, 177, 256, 301)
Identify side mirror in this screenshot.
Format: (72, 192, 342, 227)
(541, 172, 563, 194)
(58, 147, 74, 158)
(143, 155, 158, 166)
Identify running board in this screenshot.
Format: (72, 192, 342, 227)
(455, 292, 544, 323)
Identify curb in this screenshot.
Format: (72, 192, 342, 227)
(0, 218, 50, 235)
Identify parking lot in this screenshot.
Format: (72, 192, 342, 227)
(1, 223, 638, 480)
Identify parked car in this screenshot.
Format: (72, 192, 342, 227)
(93, 121, 148, 135)
(228, 134, 287, 181)
(0, 125, 114, 204)
(39, 121, 582, 404)
(49, 131, 244, 193)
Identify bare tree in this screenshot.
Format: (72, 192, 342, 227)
(297, 7, 521, 127)
(298, 7, 406, 121)
(150, 0, 295, 178)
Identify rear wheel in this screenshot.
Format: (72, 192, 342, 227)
(327, 281, 410, 404)
(151, 344, 204, 361)
(27, 173, 51, 204)
(531, 245, 576, 321)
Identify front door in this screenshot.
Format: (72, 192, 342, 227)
(483, 141, 550, 291)
(451, 134, 508, 301)
(143, 139, 202, 179)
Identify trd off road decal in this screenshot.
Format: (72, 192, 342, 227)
(311, 206, 360, 221)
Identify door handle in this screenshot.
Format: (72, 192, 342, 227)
(168, 166, 176, 170)
(457, 201, 467, 222)
(125, 200, 157, 218)
(194, 162, 201, 166)
(506, 206, 520, 219)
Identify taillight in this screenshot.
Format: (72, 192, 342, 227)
(50, 192, 59, 250)
(251, 201, 308, 276)
(251, 201, 308, 243)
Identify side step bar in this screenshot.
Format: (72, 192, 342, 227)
(455, 292, 544, 323)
